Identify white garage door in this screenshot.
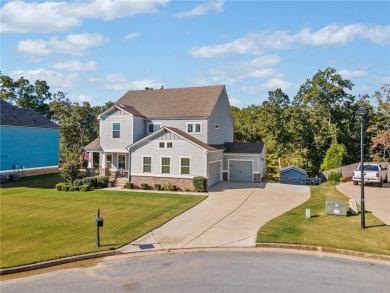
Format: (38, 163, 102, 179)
(229, 161, 253, 182)
(208, 161, 221, 187)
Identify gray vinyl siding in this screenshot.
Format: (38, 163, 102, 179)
(207, 151, 223, 164)
(223, 154, 260, 173)
(130, 131, 207, 177)
(99, 108, 134, 150)
(133, 116, 145, 143)
(145, 118, 208, 143)
(208, 91, 233, 144)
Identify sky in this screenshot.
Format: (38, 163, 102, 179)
(1, 0, 389, 108)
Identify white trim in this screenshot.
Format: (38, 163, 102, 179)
(159, 141, 165, 148)
(180, 156, 191, 175)
(111, 121, 121, 138)
(228, 159, 254, 183)
(130, 173, 193, 179)
(101, 148, 128, 152)
(0, 165, 59, 173)
(223, 153, 261, 157)
(186, 122, 202, 134)
(142, 155, 152, 174)
(160, 156, 172, 175)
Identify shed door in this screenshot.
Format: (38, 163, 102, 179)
(229, 161, 253, 182)
(208, 162, 221, 187)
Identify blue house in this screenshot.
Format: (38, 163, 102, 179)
(0, 99, 59, 178)
(279, 165, 307, 185)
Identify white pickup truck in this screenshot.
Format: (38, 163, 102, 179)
(352, 163, 388, 187)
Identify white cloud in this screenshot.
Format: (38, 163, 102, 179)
(17, 33, 108, 60)
(123, 32, 141, 41)
(11, 69, 79, 91)
(175, 0, 223, 18)
(72, 95, 93, 102)
(228, 98, 242, 107)
(194, 55, 280, 86)
(260, 78, 293, 91)
(50, 60, 99, 71)
(1, 0, 170, 33)
(190, 24, 390, 58)
(89, 73, 163, 91)
(339, 69, 368, 78)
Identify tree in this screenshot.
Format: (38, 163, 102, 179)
(0, 72, 63, 118)
(320, 143, 348, 171)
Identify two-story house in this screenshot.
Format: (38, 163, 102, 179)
(84, 85, 266, 190)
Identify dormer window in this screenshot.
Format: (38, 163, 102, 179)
(112, 123, 120, 138)
(187, 122, 202, 133)
(148, 123, 161, 133)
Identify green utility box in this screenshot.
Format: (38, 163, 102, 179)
(326, 201, 347, 216)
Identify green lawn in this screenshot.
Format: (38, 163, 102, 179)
(0, 174, 206, 268)
(257, 185, 390, 255)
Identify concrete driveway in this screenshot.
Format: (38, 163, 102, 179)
(336, 181, 390, 225)
(119, 182, 310, 252)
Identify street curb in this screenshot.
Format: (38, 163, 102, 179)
(256, 243, 390, 262)
(0, 251, 121, 276)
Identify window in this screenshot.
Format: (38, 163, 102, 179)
(167, 142, 173, 148)
(161, 157, 170, 174)
(118, 155, 126, 169)
(107, 154, 112, 162)
(112, 123, 120, 138)
(143, 157, 151, 173)
(181, 158, 190, 175)
(159, 142, 165, 148)
(148, 123, 161, 133)
(187, 123, 201, 133)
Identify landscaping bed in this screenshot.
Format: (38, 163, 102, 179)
(0, 174, 206, 268)
(257, 185, 390, 255)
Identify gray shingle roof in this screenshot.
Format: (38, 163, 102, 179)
(223, 142, 264, 154)
(115, 85, 226, 118)
(0, 99, 59, 128)
(84, 137, 102, 151)
(115, 104, 146, 118)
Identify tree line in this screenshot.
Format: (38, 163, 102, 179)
(1, 68, 389, 176)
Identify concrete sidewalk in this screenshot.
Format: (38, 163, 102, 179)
(119, 182, 310, 253)
(336, 181, 390, 226)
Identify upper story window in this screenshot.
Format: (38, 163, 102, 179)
(167, 142, 173, 148)
(148, 123, 161, 133)
(187, 122, 202, 134)
(112, 123, 120, 138)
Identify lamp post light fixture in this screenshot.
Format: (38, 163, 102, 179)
(357, 108, 367, 229)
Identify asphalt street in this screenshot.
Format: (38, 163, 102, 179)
(1, 250, 388, 293)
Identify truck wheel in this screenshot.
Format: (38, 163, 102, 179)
(377, 180, 383, 187)
(353, 181, 358, 185)
(384, 176, 388, 183)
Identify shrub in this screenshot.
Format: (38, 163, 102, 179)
(328, 171, 342, 182)
(96, 176, 109, 188)
(80, 185, 90, 192)
(73, 179, 83, 186)
(125, 182, 134, 189)
(61, 184, 71, 192)
(82, 177, 98, 188)
(60, 161, 79, 183)
(55, 183, 66, 191)
(171, 185, 177, 191)
(161, 182, 172, 191)
(69, 186, 80, 192)
(140, 183, 149, 190)
(154, 184, 161, 191)
(193, 176, 207, 192)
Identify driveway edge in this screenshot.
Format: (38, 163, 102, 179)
(256, 243, 390, 262)
(0, 251, 121, 275)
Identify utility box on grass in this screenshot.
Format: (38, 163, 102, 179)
(326, 201, 347, 216)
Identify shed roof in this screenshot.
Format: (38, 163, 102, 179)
(280, 165, 307, 175)
(114, 85, 226, 118)
(0, 99, 59, 129)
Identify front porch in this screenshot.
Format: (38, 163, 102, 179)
(86, 151, 129, 179)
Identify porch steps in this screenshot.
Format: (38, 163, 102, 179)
(115, 177, 129, 188)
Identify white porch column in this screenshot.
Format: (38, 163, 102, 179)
(87, 152, 94, 168)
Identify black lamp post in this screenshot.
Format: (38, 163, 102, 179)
(357, 108, 367, 229)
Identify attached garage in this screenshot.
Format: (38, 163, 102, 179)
(208, 161, 221, 187)
(229, 160, 253, 182)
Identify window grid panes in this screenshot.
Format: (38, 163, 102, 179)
(187, 124, 193, 133)
(143, 157, 151, 173)
(161, 157, 170, 174)
(167, 142, 173, 148)
(113, 123, 120, 138)
(118, 155, 126, 169)
(159, 142, 165, 148)
(181, 158, 190, 175)
(195, 123, 201, 133)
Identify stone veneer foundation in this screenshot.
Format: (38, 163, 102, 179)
(130, 176, 195, 191)
(1, 167, 59, 178)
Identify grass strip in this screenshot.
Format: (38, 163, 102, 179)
(257, 185, 390, 255)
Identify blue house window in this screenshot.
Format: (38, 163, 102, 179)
(148, 123, 161, 133)
(113, 123, 120, 138)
